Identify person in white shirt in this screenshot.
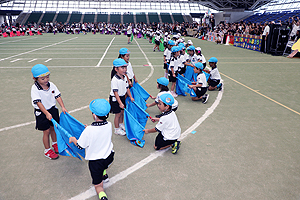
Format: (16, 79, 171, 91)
(144, 93, 181, 154)
(127, 23, 132, 44)
(207, 57, 222, 91)
(69, 99, 114, 200)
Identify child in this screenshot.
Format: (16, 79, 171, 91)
(118, 48, 138, 87)
(188, 62, 209, 103)
(168, 46, 181, 97)
(144, 93, 181, 154)
(146, 77, 178, 117)
(207, 57, 222, 91)
(127, 23, 132, 44)
(163, 40, 175, 78)
(69, 99, 114, 200)
(153, 31, 161, 52)
(110, 58, 134, 136)
(184, 45, 200, 68)
(195, 47, 206, 68)
(178, 43, 187, 76)
(31, 64, 68, 159)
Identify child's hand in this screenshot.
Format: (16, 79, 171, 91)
(84, 124, 88, 128)
(173, 73, 176, 78)
(151, 118, 159, 122)
(69, 137, 76, 144)
(146, 104, 150, 108)
(46, 113, 52, 121)
(130, 97, 134, 102)
(150, 95, 156, 99)
(143, 129, 149, 134)
(62, 107, 68, 114)
(119, 103, 125, 109)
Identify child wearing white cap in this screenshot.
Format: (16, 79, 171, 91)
(31, 64, 68, 160)
(69, 99, 114, 200)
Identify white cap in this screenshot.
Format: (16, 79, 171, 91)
(195, 47, 201, 51)
(187, 40, 193, 45)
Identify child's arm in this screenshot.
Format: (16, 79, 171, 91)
(69, 137, 77, 145)
(133, 75, 138, 83)
(126, 88, 134, 102)
(146, 101, 157, 108)
(36, 102, 52, 121)
(171, 67, 176, 78)
(56, 96, 68, 114)
(189, 83, 202, 89)
(125, 74, 133, 87)
(113, 91, 125, 109)
(144, 127, 157, 134)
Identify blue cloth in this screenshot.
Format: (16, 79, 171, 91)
(126, 100, 149, 127)
(176, 74, 197, 97)
(130, 87, 147, 110)
(124, 108, 146, 148)
(132, 82, 150, 101)
(51, 112, 85, 160)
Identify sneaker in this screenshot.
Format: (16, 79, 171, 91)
(44, 149, 59, 160)
(171, 91, 178, 97)
(103, 172, 109, 183)
(100, 197, 108, 200)
(119, 123, 126, 131)
(172, 141, 181, 154)
(202, 94, 209, 104)
(115, 128, 126, 136)
(52, 143, 59, 154)
(217, 83, 223, 91)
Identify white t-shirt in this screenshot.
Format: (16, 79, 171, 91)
(31, 81, 61, 110)
(197, 54, 206, 63)
(126, 62, 134, 80)
(197, 72, 208, 87)
(155, 91, 178, 110)
(77, 121, 113, 160)
(155, 111, 181, 140)
(169, 56, 182, 72)
(127, 26, 132, 34)
(186, 54, 199, 65)
(262, 25, 270, 36)
(164, 48, 172, 63)
(210, 67, 221, 80)
(110, 74, 129, 97)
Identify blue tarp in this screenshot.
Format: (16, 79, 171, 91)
(51, 112, 85, 160)
(130, 87, 147, 110)
(124, 108, 146, 148)
(132, 82, 150, 101)
(126, 100, 149, 127)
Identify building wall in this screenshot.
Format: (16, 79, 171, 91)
(214, 11, 253, 24)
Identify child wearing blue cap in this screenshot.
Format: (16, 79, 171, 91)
(110, 58, 134, 136)
(144, 93, 181, 154)
(118, 48, 137, 87)
(163, 40, 175, 78)
(168, 46, 182, 97)
(184, 45, 200, 68)
(188, 62, 209, 103)
(69, 99, 114, 200)
(146, 77, 178, 118)
(207, 57, 222, 91)
(31, 64, 68, 160)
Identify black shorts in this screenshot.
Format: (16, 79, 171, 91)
(163, 63, 168, 70)
(168, 70, 177, 83)
(155, 133, 177, 150)
(88, 151, 114, 185)
(127, 34, 131, 37)
(109, 95, 126, 114)
(177, 66, 186, 75)
(34, 106, 59, 131)
(155, 40, 160, 46)
(209, 79, 220, 87)
(195, 87, 207, 98)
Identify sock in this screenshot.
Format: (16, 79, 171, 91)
(217, 83, 221, 88)
(103, 169, 106, 176)
(52, 141, 57, 146)
(44, 148, 51, 153)
(99, 191, 107, 199)
(115, 128, 120, 132)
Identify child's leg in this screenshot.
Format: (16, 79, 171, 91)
(171, 81, 176, 92)
(119, 110, 124, 124)
(49, 126, 57, 143)
(43, 128, 51, 149)
(114, 113, 121, 128)
(94, 182, 107, 200)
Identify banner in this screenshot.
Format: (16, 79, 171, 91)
(234, 34, 262, 51)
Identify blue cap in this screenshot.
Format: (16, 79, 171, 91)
(119, 48, 130, 55)
(31, 64, 50, 78)
(89, 99, 111, 116)
(187, 45, 195, 51)
(178, 43, 185, 50)
(113, 58, 128, 67)
(171, 46, 180, 53)
(160, 93, 174, 106)
(157, 77, 169, 86)
(168, 40, 175, 45)
(194, 62, 204, 70)
(208, 57, 218, 63)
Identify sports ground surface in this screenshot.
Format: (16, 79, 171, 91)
(0, 33, 300, 200)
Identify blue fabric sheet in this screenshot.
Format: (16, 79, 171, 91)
(132, 82, 150, 101)
(51, 112, 85, 160)
(124, 108, 146, 148)
(130, 87, 147, 110)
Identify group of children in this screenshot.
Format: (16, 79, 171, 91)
(30, 35, 222, 199)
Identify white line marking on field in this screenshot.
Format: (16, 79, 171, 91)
(28, 58, 37, 62)
(0, 37, 78, 62)
(10, 59, 21, 63)
(45, 58, 52, 63)
(96, 37, 115, 67)
(70, 89, 224, 200)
